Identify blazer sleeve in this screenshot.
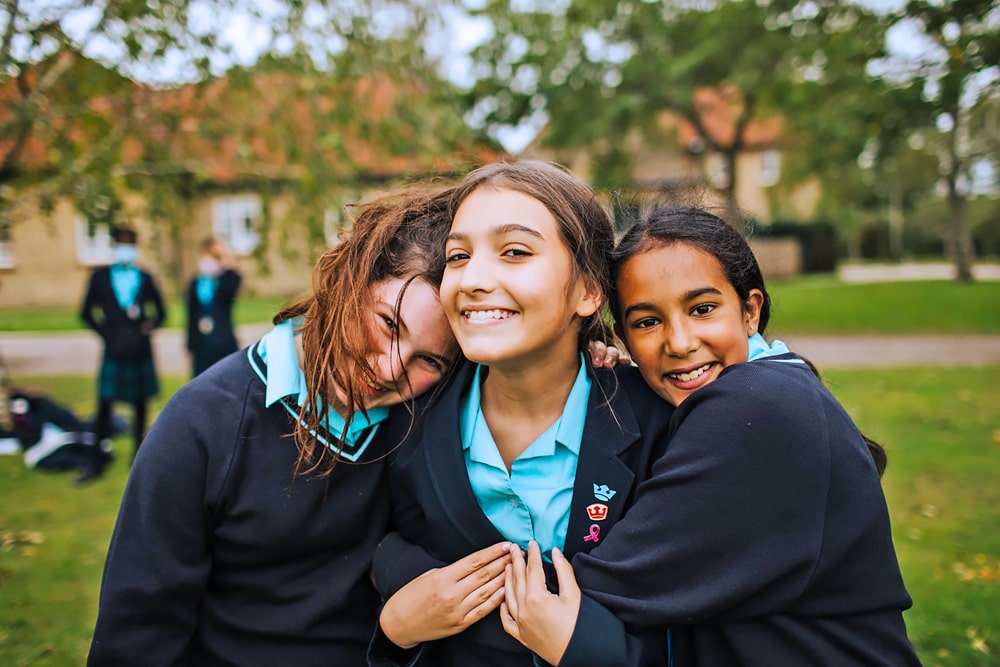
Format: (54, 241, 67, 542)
(143, 272, 167, 329)
(87, 386, 221, 665)
(216, 269, 241, 303)
(568, 367, 830, 629)
(558, 595, 667, 667)
(185, 279, 198, 352)
(372, 531, 447, 598)
(79, 270, 106, 339)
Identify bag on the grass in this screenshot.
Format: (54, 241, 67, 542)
(3, 392, 114, 471)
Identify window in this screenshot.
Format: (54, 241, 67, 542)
(75, 218, 113, 266)
(212, 195, 262, 256)
(0, 218, 14, 269)
(760, 150, 781, 187)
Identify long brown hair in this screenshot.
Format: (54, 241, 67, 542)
(273, 186, 453, 476)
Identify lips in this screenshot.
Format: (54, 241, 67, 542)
(667, 363, 712, 382)
(360, 373, 387, 396)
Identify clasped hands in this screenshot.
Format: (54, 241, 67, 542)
(379, 540, 580, 666)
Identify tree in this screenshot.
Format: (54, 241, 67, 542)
(867, 0, 1000, 280)
(0, 0, 485, 287)
(465, 0, 896, 226)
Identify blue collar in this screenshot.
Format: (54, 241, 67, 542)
(462, 355, 591, 461)
(747, 333, 791, 361)
(249, 320, 388, 461)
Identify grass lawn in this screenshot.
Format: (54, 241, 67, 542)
(1, 368, 998, 666)
(0, 294, 296, 332)
(2, 278, 999, 335)
(765, 277, 1000, 335)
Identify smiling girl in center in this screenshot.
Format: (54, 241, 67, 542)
(368, 161, 673, 665)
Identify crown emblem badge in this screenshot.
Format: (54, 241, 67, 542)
(593, 483, 617, 502)
(586, 503, 608, 521)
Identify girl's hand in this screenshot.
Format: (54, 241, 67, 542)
(379, 542, 512, 649)
(500, 541, 580, 665)
(588, 340, 631, 368)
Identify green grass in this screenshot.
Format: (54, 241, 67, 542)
(0, 295, 296, 332)
(3, 277, 999, 335)
(1, 369, 998, 665)
(767, 277, 1000, 335)
(0, 375, 185, 666)
(823, 366, 1000, 666)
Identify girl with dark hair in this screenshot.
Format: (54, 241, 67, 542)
(501, 206, 920, 666)
(78, 224, 167, 482)
(88, 187, 462, 666)
(368, 161, 674, 666)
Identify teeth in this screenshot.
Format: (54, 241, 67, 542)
(668, 364, 711, 382)
(362, 375, 384, 392)
(464, 309, 512, 321)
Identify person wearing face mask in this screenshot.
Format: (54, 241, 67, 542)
(185, 237, 242, 377)
(78, 225, 167, 484)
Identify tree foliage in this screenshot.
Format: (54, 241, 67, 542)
(865, 0, 1000, 279)
(0, 0, 485, 274)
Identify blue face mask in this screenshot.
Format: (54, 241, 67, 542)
(113, 244, 138, 265)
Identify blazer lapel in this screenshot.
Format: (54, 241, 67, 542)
(563, 369, 641, 559)
(420, 362, 508, 550)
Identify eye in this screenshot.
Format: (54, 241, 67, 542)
(691, 304, 715, 316)
(419, 355, 446, 372)
(381, 315, 398, 332)
(501, 246, 531, 258)
(445, 249, 469, 264)
(631, 317, 660, 329)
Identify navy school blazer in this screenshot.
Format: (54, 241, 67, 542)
(369, 360, 675, 667)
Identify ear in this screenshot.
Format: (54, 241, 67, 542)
(573, 276, 602, 319)
(745, 289, 765, 335)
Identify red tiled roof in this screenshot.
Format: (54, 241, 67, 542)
(675, 84, 783, 150)
(1, 51, 503, 184)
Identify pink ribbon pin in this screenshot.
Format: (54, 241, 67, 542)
(583, 524, 601, 542)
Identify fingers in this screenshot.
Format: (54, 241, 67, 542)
(588, 340, 609, 368)
(459, 572, 506, 627)
(524, 540, 547, 590)
(499, 600, 521, 641)
(451, 541, 512, 580)
(550, 547, 580, 600)
(610, 346, 632, 366)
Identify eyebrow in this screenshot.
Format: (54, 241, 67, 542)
(447, 223, 545, 242)
(622, 286, 723, 318)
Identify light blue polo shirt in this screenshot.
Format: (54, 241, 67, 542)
(110, 263, 141, 310)
(250, 320, 388, 461)
(462, 357, 591, 559)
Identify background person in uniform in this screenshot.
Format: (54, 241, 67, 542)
(78, 224, 166, 483)
(186, 237, 241, 377)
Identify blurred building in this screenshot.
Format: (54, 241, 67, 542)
(520, 84, 819, 278)
(0, 52, 504, 308)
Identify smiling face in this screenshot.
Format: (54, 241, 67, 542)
(333, 275, 458, 412)
(441, 187, 600, 371)
(615, 241, 763, 407)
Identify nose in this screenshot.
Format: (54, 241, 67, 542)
(457, 252, 495, 295)
(378, 342, 411, 387)
(664, 318, 697, 358)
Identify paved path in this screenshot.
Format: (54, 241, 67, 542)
(1, 326, 999, 376)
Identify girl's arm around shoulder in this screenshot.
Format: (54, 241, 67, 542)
(570, 360, 832, 628)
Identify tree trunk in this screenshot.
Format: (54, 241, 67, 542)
(721, 148, 741, 227)
(946, 182, 975, 282)
(943, 121, 975, 282)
